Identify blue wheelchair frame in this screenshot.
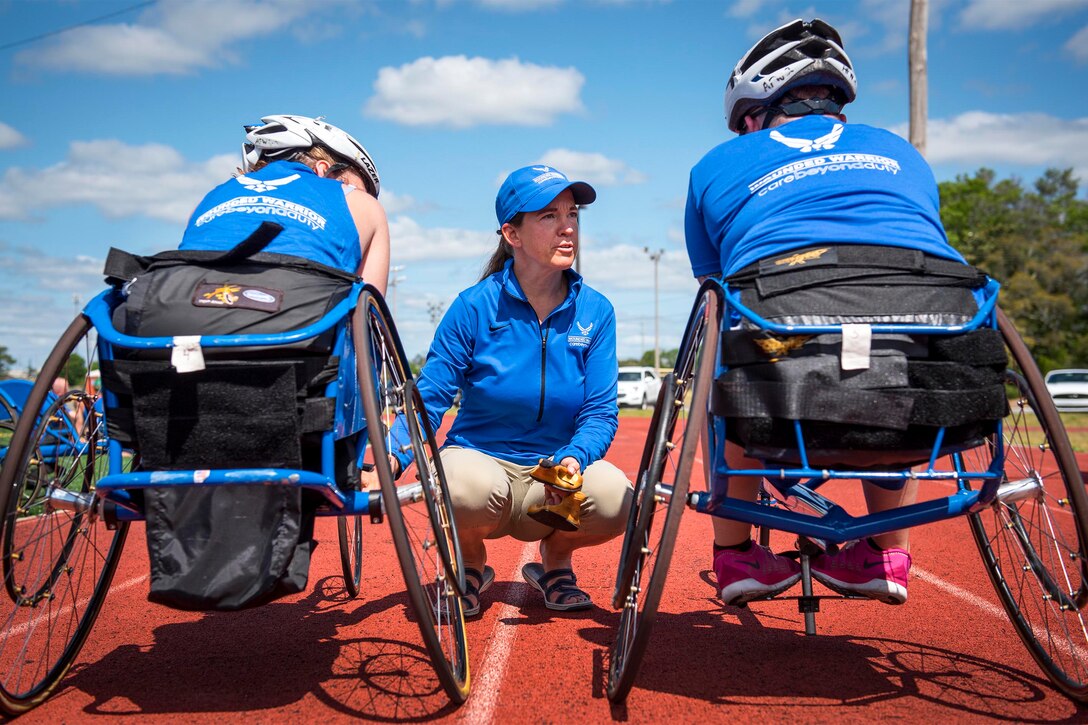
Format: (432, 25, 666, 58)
(690, 276, 1005, 547)
(81, 282, 383, 522)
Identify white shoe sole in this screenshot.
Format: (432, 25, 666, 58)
(718, 572, 802, 606)
(812, 572, 907, 605)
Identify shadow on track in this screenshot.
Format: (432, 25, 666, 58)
(62, 576, 460, 722)
(580, 570, 1088, 723)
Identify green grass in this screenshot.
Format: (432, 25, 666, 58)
(618, 407, 656, 418)
(1057, 412, 1088, 453)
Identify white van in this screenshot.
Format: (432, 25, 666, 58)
(617, 366, 662, 409)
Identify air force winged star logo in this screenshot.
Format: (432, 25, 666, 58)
(577, 321, 593, 336)
(769, 123, 844, 153)
(235, 173, 301, 193)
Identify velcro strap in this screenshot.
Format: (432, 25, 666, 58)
(300, 397, 336, 433)
(714, 380, 915, 430)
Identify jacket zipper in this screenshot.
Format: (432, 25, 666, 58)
(536, 324, 549, 422)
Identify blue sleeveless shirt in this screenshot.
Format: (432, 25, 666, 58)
(685, 117, 964, 278)
(180, 160, 362, 274)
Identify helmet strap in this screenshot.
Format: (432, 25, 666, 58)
(759, 95, 844, 130)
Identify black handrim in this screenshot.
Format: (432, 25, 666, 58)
(337, 509, 363, 597)
(0, 315, 128, 715)
(356, 289, 470, 703)
(2, 391, 97, 603)
(966, 310, 1088, 702)
(607, 283, 720, 702)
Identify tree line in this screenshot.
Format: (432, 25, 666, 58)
(940, 168, 1087, 371)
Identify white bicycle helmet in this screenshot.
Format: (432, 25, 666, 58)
(241, 114, 381, 197)
(724, 18, 857, 134)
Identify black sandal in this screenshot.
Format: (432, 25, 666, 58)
(521, 563, 593, 611)
(462, 566, 495, 617)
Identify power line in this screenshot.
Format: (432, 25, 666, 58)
(0, 1, 156, 52)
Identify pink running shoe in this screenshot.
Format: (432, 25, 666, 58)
(811, 539, 912, 605)
(714, 542, 802, 606)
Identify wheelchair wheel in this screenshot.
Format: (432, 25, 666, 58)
(2, 390, 99, 602)
(337, 503, 363, 598)
(963, 309, 1088, 701)
(337, 442, 363, 598)
(356, 289, 470, 704)
(608, 281, 721, 702)
(0, 314, 128, 716)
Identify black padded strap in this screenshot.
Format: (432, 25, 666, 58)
(536, 568, 587, 603)
(103, 223, 357, 287)
(206, 221, 284, 265)
(714, 380, 915, 430)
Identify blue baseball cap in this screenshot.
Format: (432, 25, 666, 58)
(495, 165, 597, 226)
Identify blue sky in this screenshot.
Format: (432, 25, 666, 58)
(1, 0, 1087, 370)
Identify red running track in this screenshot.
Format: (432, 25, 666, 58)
(15, 417, 1088, 723)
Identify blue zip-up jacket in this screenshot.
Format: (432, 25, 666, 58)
(400, 259, 619, 470)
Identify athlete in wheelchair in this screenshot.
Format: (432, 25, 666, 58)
(0, 116, 471, 714)
(608, 19, 1088, 703)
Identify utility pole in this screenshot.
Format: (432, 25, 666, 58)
(643, 247, 664, 371)
(909, 0, 928, 155)
(387, 265, 406, 317)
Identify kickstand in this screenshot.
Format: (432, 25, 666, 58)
(798, 553, 818, 635)
(796, 537, 826, 635)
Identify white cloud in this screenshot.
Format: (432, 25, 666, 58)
(891, 111, 1088, 181)
(365, 55, 585, 128)
(388, 216, 495, 262)
(378, 189, 418, 215)
(14, 0, 332, 76)
(959, 0, 1086, 30)
(1066, 24, 1088, 63)
(0, 243, 112, 370)
(537, 149, 647, 186)
(581, 243, 692, 292)
(0, 141, 237, 223)
(0, 123, 28, 150)
(727, 0, 762, 18)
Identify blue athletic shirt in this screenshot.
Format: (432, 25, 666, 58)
(180, 160, 361, 274)
(685, 116, 965, 278)
(397, 258, 619, 471)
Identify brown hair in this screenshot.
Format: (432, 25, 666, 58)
(237, 146, 359, 183)
(480, 212, 524, 280)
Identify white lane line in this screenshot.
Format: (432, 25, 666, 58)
(913, 565, 1088, 661)
(5, 573, 148, 638)
(458, 542, 536, 725)
(913, 566, 1006, 619)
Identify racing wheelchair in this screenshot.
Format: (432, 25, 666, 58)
(607, 246, 1088, 703)
(0, 224, 470, 715)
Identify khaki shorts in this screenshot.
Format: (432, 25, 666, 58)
(440, 446, 632, 542)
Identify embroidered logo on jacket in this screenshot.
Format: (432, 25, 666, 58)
(568, 320, 594, 348)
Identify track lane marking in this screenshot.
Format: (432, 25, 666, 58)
(5, 574, 147, 637)
(458, 542, 536, 725)
(913, 565, 1088, 661)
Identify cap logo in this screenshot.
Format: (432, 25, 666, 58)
(532, 170, 564, 185)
